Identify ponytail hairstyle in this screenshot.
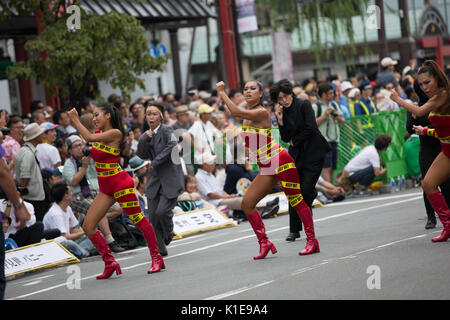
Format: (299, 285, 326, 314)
(99, 103, 126, 152)
(418, 60, 450, 103)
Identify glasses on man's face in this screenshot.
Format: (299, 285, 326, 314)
(10, 126, 24, 130)
(71, 143, 83, 149)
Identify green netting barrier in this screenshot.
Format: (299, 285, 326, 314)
(337, 109, 409, 183)
(190, 112, 409, 184)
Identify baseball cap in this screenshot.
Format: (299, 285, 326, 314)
(40, 122, 58, 132)
(381, 57, 398, 68)
(341, 81, 353, 92)
(66, 135, 82, 149)
(42, 167, 63, 180)
(348, 88, 361, 99)
(359, 80, 373, 91)
(198, 104, 215, 115)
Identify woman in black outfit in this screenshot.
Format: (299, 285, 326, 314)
(406, 79, 450, 229)
(271, 79, 330, 241)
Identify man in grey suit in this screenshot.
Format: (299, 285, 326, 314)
(137, 102, 184, 256)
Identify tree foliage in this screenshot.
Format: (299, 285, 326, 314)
(4, 1, 168, 105)
(254, 0, 371, 67)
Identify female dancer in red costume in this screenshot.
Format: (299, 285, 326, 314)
(390, 60, 450, 242)
(216, 80, 319, 258)
(68, 104, 164, 278)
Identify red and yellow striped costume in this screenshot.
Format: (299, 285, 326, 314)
(90, 141, 145, 224)
(241, 125, 304, 207)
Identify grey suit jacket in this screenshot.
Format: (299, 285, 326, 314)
(137, 124, 184, 199)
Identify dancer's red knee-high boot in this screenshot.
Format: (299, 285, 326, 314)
(247, 210, 277, 259)
(295, 201, 320, 255)
(428, 191, 450, 242)
(136, 218, 165, 273)
(88, 230, 122, 279)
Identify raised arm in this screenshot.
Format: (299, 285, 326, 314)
(67, 108, 122, 145)
(216, 81, 267, 122)
(390, 89, 445, 117)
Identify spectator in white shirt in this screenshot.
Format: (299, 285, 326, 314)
(343, 134, 392, 194)
(43, 182, 95, 258)
(37, 122, 61, 169)
(188, 104, 222, 166)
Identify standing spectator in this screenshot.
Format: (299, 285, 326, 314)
(312, 83, 346, 184)
(53, 110, 77, 137)
(339, 81, 354, 118)
(353, 80, 377, 116)
(343, 134, 391, 195)
(2, 115, 24, 174)
(172, 105, 194, 175)
(62, 135, 124, 252)
(43, 182, 95, 259)
(37, 122, 61, 169)
(31, 109, 46, 125)
(271, 79, 330, 242)
(377, 57, 399, 89)
(45, 105, 54, 122)
(129, 101, 145, 128)
(348, 88, 361, 116)
(0, 142, 28, 300)
(14, 123, 50, 221)
(172, 105, 191, 131)
(137, 102, 184, 256)
(188, 104, 222, 165)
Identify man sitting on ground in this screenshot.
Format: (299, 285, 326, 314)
(343, 134, 392, 196)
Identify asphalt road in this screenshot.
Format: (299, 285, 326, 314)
(5, 188, 450, 303)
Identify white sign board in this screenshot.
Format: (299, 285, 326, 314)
(173, 207, 237, 236)
(236, 0, 258, 34)
(5, 240, 79, 277)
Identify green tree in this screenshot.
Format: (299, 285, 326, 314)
(4, 2, 168, 106)
(254, 0, 371, 67)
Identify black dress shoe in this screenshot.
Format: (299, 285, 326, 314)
(164, 231, 175, 246)
(425, 218, 437, 229)
(108, 241, 126, 252)
(285, 232, 300, 241)
(159, 249, 168, 257)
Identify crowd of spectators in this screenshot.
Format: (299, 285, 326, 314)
(3, 56, 447, 259)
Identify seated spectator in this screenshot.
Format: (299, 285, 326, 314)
(177, 174, 213, 211)
(128, 155, 149, 176)
(37, 122, 61, 169)
(43, 182, 95, 259)
(195, 153, 279, 219)
(343, 134, 392, 195)
(315, 176, 346, 204)
(62, 135, 124, 252)
(0, 187, 60, 247)
(133, 170, 148, 220)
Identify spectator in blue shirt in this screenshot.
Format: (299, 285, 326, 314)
(353, 80, 377, 116)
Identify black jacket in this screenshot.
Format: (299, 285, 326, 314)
(278, 97, 330, 167)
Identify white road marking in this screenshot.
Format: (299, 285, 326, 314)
(7, 193, 425, 300)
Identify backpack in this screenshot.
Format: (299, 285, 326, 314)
(109, 216, 143, 250)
